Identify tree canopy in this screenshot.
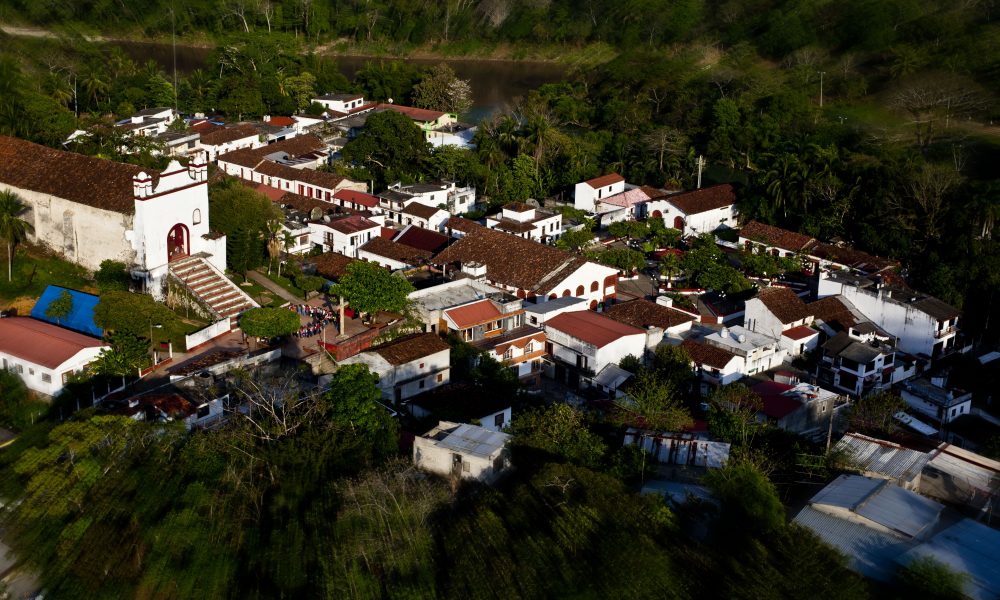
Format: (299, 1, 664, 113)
(341, 110, 431, 187)
(239, 307, 300, 339)
(331, 261, 414, 316)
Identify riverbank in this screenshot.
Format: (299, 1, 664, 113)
(0, 21, 617, 68)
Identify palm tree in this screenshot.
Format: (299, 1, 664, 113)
(80, 66, 110, 109)
(265, 220, 284, 275)
(0, 191, 34, 282)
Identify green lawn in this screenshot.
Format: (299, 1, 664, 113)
(258, 269, 306, 300)
(226, 272, 280, 307)
(0, 245, 94, 309)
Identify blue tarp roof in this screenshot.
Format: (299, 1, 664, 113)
(30, 285, 103, 338)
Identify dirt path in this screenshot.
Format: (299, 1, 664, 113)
(0, 23, 105, 41)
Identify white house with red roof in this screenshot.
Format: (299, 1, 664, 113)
(486, 202, 563, 243)
(646, 184, 738, 236)
(196, 123, 263, 161)
(339, 333, 452, 403)
(334, 189, 381, 213)
(744, 286, 819, 357)
(0, 317, 107, 396)
(574, 173, 626, 213)
(310, 214, 382, 258)
(543, 310, 647, 384)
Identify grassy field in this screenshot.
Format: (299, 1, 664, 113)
(0, 244, 94, 312)
(259, 269, 306, 301)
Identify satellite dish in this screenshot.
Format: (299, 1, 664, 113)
(310, 207, 323, 220)
(387, 98, 394, 104)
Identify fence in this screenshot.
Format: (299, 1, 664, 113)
(185, 319, 232, 351)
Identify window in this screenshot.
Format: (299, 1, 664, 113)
(192, 208, 202, 224)
(590, 281, 599, 292)
(462, 461, 470, 473)
(419, 362, 425, 369)
(16, 364, 23, 374)
(419, 380, 425, 389)
(524, 342, 533, 353)
(503, 348, 513, 360)
(486, 320, 502, 332)
(41, 373, 51, 383)
(494, 413, 505, 428)
(197, 404, 210, 418)
(436, 373, 444, 382)
(28, 368, 34, 376)
(576, 285, 584, 296)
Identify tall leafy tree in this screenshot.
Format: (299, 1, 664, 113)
(331, 260, 415, 316)
(0, 190, 34, 282)
(341, 110, 431, 186)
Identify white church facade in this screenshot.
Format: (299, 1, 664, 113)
(0, 136, 228, 302)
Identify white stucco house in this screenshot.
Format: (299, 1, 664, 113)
(339, 333, 451, 404)
(900, 376, 973, 425)
(818, 271, 960, 358)
(313, 93, 367, 114)
(309, 214, 381, 258)
(646, 184, 738, 236)
(197, 123, 263, 162)
(486, 202, 563, 243)
(703, 326, 786, 377)
(0, 317, 107, 396)
(413, 421, 511, 484)
(574, 173, 626, 213)
(543, 310, 646, 384)
(743, 286, 820, 357)
(681, 339, 745, 395)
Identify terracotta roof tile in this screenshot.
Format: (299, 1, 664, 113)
(401, 203, 442, 220)
(198, 123, 260, 146)
(604, 299, 696, 330)
(266, 116, 296, 127)
(809, 242, 898, 274)
(334, 189, 379, 208)
(739, 220, 815, 252)
(584, 173, 624, 188)
(433, 219, 599, 293)
(0, 135, 149, 214)
(218, 134, 327, 169)
(376, 103, 446, 122)
(809, 296, 860, 330)
(310, 252, 359, 280)
(359, 236, 431, 264)
(782, 325, 819, 340)
(394, 226, 450, 254)
(681, 339, 739, 370)
(0, 317, 105, 369)
(756, 286, 812, 324)
(666, 183, 736, 215)
(444, 299, 503, 330)
(370, 332, 450, 365)
(546, 310, 644, 348)
(328, 214, 380, 235)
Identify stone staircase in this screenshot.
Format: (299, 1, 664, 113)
(169, 255, 258, 323)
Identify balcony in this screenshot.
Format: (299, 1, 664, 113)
(934, 325, 957, 339)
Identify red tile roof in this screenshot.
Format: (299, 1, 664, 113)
(756, 286, 812, 324)
(739, 220, 815, 252)
(584, 173, 624, 189)
(253, 183, 286, 201)
(782, 325, 819, 340)
(266, 116, 296, 127)
(809, 242, 898, 274)
(310, 252, 359, 280)
(445, 299, 504, 330)
(371, 332, 450, 365)
(377, 103, 446, 122)
(751, 381, 802, 419)
(681, 339, 739, 370)
(434, 219, 596, 293)
(0, 317, 105, 369)
(394, 226, 450, 254)
(334, 188, 379, 208)
(546, 310, 644, 348)
(809, 296, 861, 330)
(0, 135, 149, 214)
(604, 299, 695, 330)
(401, 203, 442, 220)
(666, 183, 736, 215)
(218, 134, 327, 169)
(328, 214, 380, 235)
(199, 123, 260, 146)
(359, 236, 431, 264)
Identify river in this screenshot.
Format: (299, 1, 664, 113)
(110, 40, 568, 118)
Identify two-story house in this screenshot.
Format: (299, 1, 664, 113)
(309, 214, 381, 258)
(441, 294, 525, 342)
(743, 286, 820, 357)
(339, 333, 451, 403)
(816, 330, 897, 397)
(703, 326, 786, 377)
(485, 202, 563, 243)
(900, 375, 973, 425)
(472, 326, 547, 386)
(574, 173, 626, 213)
(358, 236, 431, 271)
(543, 310, 646, 388)
(680, 339, 744, 395)
(818, 271, 960, 358)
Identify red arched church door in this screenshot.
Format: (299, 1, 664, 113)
(167, 223, 189, 260)
(673, 216, 685, 230)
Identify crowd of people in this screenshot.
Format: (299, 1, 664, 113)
(288, 303, 336, 339)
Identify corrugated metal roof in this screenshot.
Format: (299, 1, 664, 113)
(835, 433, 930, 483)
(899, 519, 1000, 600)
(793, 506, 914, 582)
(437, 423, 510, 458)
(810, 475, 943, 539)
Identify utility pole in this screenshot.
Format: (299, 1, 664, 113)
(818, 71, 826, 109)
(696, 154, 705, 189)
(172, 5, 178, 112)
